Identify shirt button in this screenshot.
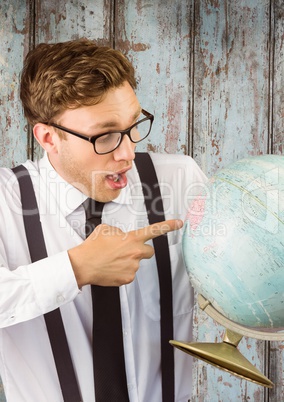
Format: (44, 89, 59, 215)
(123, 329, 128, 336)
(56, 294, 65, 304)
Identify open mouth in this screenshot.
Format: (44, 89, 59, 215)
(112, 174, 120, 182)
(106, 172, 128, 189)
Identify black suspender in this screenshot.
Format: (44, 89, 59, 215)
(135, 153, 175, 402)
(12, 165, 82, 402)
(12, 152, 175, 401)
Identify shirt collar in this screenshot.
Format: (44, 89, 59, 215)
(38, 152, 134, 217)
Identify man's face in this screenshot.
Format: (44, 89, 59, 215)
(48, 81, 141, 202)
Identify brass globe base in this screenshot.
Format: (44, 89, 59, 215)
(170, 329, 274, 388)
(170, 294, 284, 387)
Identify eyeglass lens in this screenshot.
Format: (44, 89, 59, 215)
(94, 115, 152, 154)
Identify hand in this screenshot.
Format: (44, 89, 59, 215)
(68, 219, 183, 288)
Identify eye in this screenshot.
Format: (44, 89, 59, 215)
(96, 134, 114, 144)
(95, 133, 121, 149)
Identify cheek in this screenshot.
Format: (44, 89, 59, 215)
(59, 137, 113, 174)
(72, 146, 112, 176)
(64, 140, 95, 165)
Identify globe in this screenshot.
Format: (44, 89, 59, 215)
(183, 154, 284, 330)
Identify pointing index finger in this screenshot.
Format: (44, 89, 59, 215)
(137, 219, 184, 242)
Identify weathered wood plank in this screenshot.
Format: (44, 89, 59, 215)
(35, 0, 112, 45)
(0, 0, 31, 167)
(115, 0, 194, 155)
(271, 0, 284, 155)
(193, 0, 271, 176)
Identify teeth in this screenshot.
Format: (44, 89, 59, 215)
(113, 174, 120, 182)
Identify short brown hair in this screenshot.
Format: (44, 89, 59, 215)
(20, 38, 137, 126)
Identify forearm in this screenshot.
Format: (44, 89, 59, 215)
(0, 251, 79, 328)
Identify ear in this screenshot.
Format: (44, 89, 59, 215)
(33, 123, 59, 154)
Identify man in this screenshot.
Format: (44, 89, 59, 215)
(0, 39, 207, 401)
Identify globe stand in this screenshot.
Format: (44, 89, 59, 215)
(170, 294, 284, 388)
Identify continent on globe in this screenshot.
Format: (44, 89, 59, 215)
(183, 155, 284, 329)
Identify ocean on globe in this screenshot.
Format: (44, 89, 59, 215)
(183, 154, 284, 329)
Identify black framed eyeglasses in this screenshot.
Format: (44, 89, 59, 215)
(47, 109, 154, 155)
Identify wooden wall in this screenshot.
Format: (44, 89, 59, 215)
(0, 1, 283, 401)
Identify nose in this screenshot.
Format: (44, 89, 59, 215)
(113, 134, 136, 162)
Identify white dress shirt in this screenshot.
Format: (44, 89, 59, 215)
(0, 152, 207, 402)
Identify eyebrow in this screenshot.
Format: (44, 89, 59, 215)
(89, 107, 142, 131)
